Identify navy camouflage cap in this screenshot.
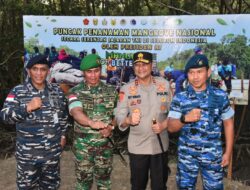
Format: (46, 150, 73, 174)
(133, 51, 152, 64)
(26, 54, 50, 69)
(185, 54, 209, 73)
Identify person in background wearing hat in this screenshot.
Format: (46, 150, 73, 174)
(78, 50, 87, 60)
(164, 66, 186, 94)
(91, 48, 97, 54)
(167, 54, 234, 189)
(31, 46, 41, 58)
(49, 46, 59, 65)
(67, 54, 117, 190)
(194, 46, 203, 55)
(218, 57, 236, 94)
(0, 55, 69, 189)
(115, 51, 172, 190)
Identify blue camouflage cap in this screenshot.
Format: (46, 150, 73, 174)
(185, 54, 209, 73)
(26, 54, 50, 69)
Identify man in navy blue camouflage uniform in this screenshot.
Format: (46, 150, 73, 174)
(0, 55, 68, 190)
(167, 54, 234, 190)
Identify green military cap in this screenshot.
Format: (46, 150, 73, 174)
(133, 51, 153, 64)
(80, 54, 102, 71)
(185, 54, 209, 73)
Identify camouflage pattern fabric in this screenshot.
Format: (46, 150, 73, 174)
(168, 84, 234, 190)
(74, 136, 113, 190)
(0, 80, 68, 190)
(17, 157, 61, 190)
(68, 81, 117, 190)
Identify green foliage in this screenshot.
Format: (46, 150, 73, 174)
(158, 34, 250, 79)
(24, 38, 79, 57)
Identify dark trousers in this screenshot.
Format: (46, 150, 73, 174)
(224, 77, 232, 94)
(129, 152, 168, 190)
(16, 158, 60, 190)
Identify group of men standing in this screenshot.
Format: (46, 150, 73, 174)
(1, 50, 234, 190)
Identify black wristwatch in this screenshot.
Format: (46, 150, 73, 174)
(180, 114, 186, 124)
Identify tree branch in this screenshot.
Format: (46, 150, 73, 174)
(0, 50, 23, 66)
(145, 0, 153, 15)
(243, 0, 250, 8)
(155, 1, 193, 15)
(223, 0, 235, 13)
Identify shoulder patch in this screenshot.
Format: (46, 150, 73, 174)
(68, 94, 78, 102)
(6, 93, 15, 102)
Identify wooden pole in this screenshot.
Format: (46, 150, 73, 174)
(227, 98, 235, 180)
(227, 75, 248, 180)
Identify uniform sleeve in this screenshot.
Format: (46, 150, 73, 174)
(168, 94, 182, 119)
(0, 87, 28, 124)
(221, 94, 234, 120)
(59, 92, 69, 135)
(115, 86, 129, 131)
(67, 88, 82, 114)
(112, 90, 119, 117)
(165, 79, 173, 110)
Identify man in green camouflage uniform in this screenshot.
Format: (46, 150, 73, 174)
(68, 54, 117, 190)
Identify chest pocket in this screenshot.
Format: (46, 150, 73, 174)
(157, 91, 171, 114)
(20, 97, 32, 105)
(19, 97, 41, 121)
(208, 93, 223, 119)
(26, 112, 40, 122)
(81, 94, 94, 110)
(50, 95, 63, 109)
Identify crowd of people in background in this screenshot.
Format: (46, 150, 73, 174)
(22, 45, 239, 97)
(1, 45, 237, 189)
(163, 46, 237, 95)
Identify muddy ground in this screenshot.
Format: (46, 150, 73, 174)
(0, 151, 249, 190)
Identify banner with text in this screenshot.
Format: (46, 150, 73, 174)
(23, 15, 250, 104)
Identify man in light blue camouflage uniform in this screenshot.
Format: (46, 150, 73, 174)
(0, 55, 68, 190)
(167, 54, 234, 189)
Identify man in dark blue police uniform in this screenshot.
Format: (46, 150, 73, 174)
(0, 55, 68, 190)
(167, 54, 234, 189)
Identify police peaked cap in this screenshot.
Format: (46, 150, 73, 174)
(80, 54, 102, 71)
(185, 54, 209, 73)
(133, 51, 153, 64)
(26, 54, 50, 69)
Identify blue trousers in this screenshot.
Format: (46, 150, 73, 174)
(177, 147, 223, 190)
(16, 158, 60, 190)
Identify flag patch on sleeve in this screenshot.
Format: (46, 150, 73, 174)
(68, 94, 78, 102)
(6, 94, 15, 102)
